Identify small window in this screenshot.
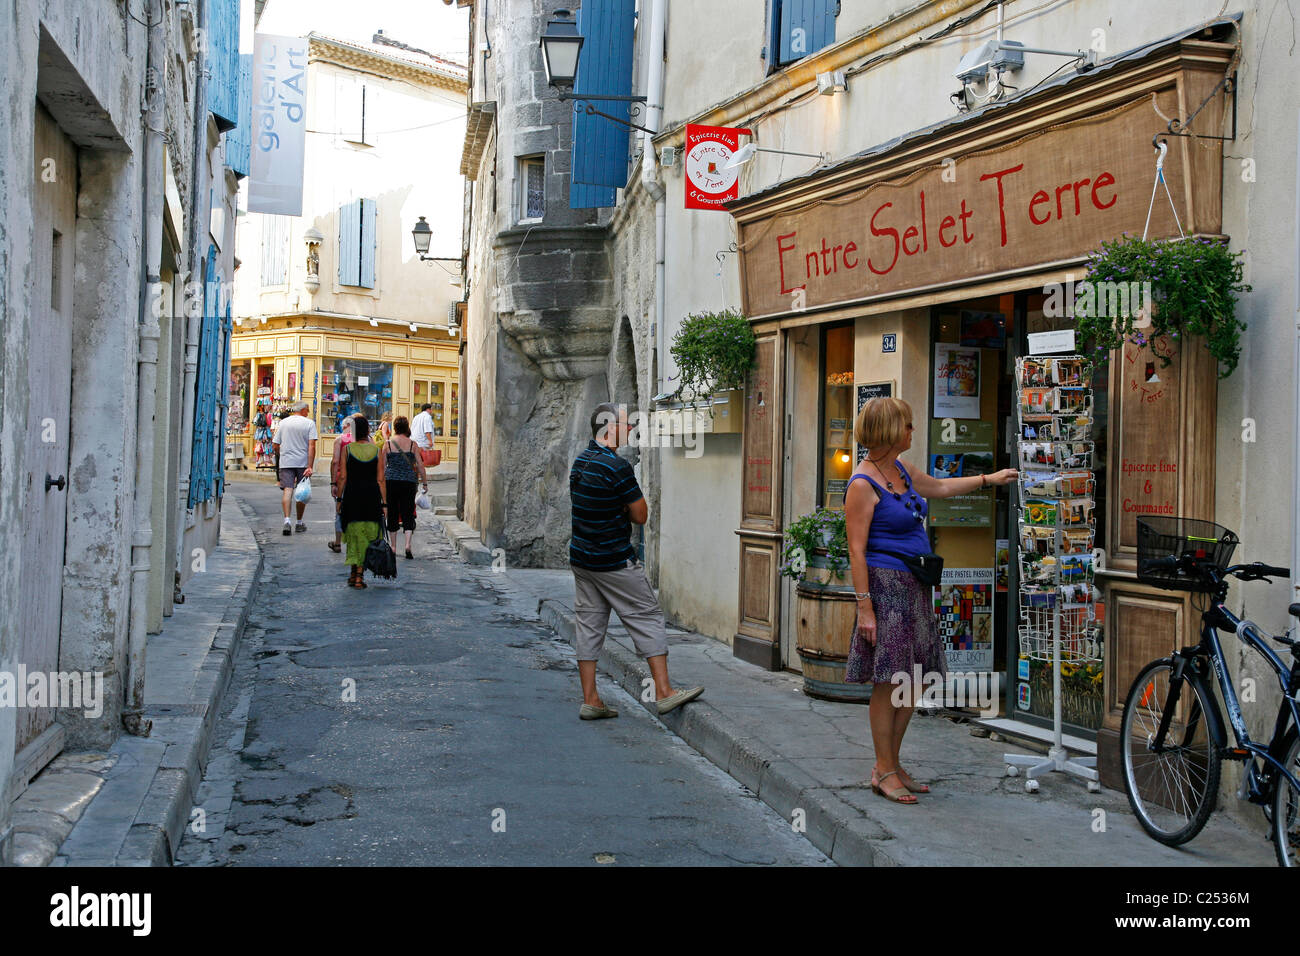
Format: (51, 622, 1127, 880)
(767, 0, 838, 71)
(517, 156, 545, 223)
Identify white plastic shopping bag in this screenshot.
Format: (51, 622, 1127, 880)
(415, 491, 431, 511)
(293, 476, 313, 503)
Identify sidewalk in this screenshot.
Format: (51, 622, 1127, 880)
(11, 494, 263, 865)
(439, 521, 1274, 866)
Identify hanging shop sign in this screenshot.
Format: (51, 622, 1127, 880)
(732, 59, 1228, 318)
(685, 124, 751, 211)
(249, 34, 308, 216)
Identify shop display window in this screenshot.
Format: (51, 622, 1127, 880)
(414, 378, 450, 437)
(320, 358, 394, 433)
(227, 361, 251, 433)
(820, 324, 855, 510)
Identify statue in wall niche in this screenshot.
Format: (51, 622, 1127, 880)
(307, 246, 320, 277)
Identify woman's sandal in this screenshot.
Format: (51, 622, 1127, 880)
(871, 767, 918, 804)
(328, 541, 341, 553)
(898, 767, 930, 794)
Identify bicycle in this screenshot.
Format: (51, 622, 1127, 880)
(1119, 516, 1299, 866)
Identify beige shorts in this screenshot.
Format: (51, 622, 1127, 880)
(571, 561, 669, 661)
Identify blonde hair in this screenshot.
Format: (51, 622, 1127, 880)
(854, 396, 913, 451)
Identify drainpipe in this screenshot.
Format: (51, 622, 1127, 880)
(639, 0, 667, 577)
(123, 0, 165, 737)
(640, 0, 667, 395)
(176, 0, 211, 605)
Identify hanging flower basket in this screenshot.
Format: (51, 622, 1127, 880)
(1073, 235, 1250, 379)
(668, 309, 757, 401)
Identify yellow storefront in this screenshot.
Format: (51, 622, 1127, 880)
(226, 318, 461, 470)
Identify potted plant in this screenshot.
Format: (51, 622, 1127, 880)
(1074, 235, 1250, 378)
(779, 508, 868, 703)
(668, 308, 757, 402)
(779, 507, 848, 583)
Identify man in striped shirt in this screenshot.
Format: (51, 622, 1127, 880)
(569, 402, 703, 720)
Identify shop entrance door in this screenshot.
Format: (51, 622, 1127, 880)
(17, 106, 77, 764)
(927, 295, 1016, 689)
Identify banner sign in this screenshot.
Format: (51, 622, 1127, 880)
(685, 124, 750, 210)
(249, 34, 307, 216)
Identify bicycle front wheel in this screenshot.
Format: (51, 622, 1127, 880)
(1120, 658, 1221, 845)
(1271, 732, 1300, 866)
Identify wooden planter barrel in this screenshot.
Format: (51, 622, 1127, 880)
(795, 551, 872, 703)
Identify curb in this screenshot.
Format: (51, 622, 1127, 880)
(435, 516, 493, 566)
(63, 496, 265, 866)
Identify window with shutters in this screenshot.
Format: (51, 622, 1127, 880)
(766, 0, 838, 70)
(337, 198, 378, 289)
(517, 156, 545, 223)
(260, 215, 290, 286)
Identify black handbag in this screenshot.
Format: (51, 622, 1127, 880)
(364, 535, 397, 579)
(877, 549, 945, 587)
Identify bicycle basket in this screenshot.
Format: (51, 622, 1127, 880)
(1136, 516, 1238, 593)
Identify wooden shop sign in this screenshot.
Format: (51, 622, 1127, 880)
(735, 88, 1219, 318)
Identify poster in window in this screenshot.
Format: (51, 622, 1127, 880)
(933, 567, 995, 671)
(854, 381, 893, 463)
(933, 345, 980, 418)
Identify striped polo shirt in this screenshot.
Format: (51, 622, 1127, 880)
(569, 439, 641, 571)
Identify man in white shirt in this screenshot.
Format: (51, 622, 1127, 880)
(410, 403, 435, 458)
(273, 402, 318, 536)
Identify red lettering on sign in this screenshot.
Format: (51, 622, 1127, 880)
(777, 231, 800, 294)
(1092, 171, 1117, 209)
(868, 202, 900, 275)
(979, 163, 1023, 247)
(1029, 189, 1051, 225)
(939, 214, 957, 247)
(843, 240, 858, 269)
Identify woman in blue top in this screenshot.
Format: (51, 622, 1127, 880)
(845, 397, 1017, 804)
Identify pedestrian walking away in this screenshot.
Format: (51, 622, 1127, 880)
(569, 401, 703, 721)
(337, 415, 387, 589)
(377, 410, 394, 444)
(411, 402, 435, 461)
(383, 415, 428, 560)
(274, 401, 318, 536)
(328, 413, 361, 553)
(844, 396, 1017, 804)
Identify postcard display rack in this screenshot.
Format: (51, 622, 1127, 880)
(1003, 355, 1102, 793)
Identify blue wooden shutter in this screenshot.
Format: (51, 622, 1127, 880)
(189, 248, 221, 507)
(569, 0, 636, 208)
(216, 303, 232, 497)
(338, 200, 361, 286)
(778, 0, 836, 65)
(359, 198, 377, 288)
(225, 54, 253, 177)
(207, 0, 241, 131)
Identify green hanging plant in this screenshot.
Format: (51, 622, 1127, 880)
(1073, 235, 1250, 379)
(668, 308, 757, 400)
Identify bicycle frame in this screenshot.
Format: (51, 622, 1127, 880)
(1166, 596, 1300, 797)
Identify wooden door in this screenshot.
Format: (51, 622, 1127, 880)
(18, 106, 76, 756)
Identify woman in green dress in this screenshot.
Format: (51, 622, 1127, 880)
(337, 416, 387, 588)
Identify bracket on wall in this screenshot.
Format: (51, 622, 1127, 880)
(558, 92, 658, 136)
(1158, 70, 1237, 143)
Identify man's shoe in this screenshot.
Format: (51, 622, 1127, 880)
(579, 702, 619, 720)
(282, 523, 292, 536)
(656, 686, 704, 715)
(294, 522, 307, 533)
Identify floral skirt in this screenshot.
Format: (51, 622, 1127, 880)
(845, 565, 947, 684)
(343, 521, 381, 567)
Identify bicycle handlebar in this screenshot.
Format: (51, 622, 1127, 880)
(1138, 555, 1291, 584)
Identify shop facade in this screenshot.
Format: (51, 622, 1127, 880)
(228, 318, 461, 469)
(727, 35, 1236, 787)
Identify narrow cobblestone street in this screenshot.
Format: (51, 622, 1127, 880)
(176, 477, 829, 865)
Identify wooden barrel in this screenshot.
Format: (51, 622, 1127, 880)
(795, 552, 872, 703)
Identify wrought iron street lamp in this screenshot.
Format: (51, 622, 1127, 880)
(539, 8, 654, 135)
(411, 216, 433, 261)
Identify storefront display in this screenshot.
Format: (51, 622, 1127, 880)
(1004, 354, 1102, 792)
(821, 325, 854, 510)
(321, 359, 394, 434)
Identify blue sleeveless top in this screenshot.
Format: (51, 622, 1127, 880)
(849, 461, 931, 573)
